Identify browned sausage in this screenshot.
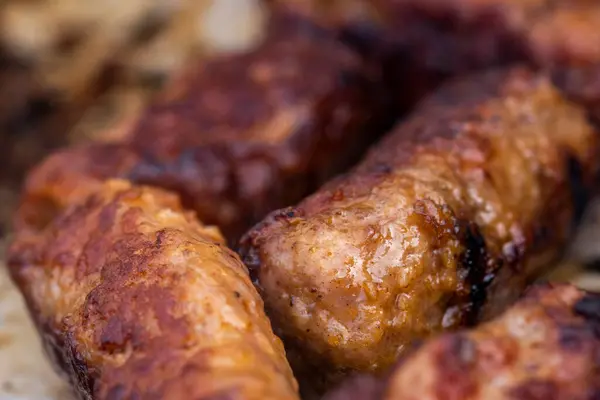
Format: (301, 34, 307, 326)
(14, 8, 391, 243)
(325, 283, 600, 400)
(270, 1, 600, 125)
(8, 179, 299, 400)
(239, 68, 599, 390)
(373, 0, 600, 110)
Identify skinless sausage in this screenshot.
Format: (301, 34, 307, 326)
(239, 68, 600, 391)
(325, 283, 600, 400)
(14, 9, 391, 243)
(8, 179, 300, 400)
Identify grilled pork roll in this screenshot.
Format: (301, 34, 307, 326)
(374, 0, 600, 110)
(239, 68, 600, 389)
(14, 9, 390, 243)
(325, 283, 600, 400)
(8, 179, 299, 400)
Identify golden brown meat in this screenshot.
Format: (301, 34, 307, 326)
(14, 9, 390, 243)
(325, 283, 600, 400)
(369, 0, 600, 110)
(239, 68, 599, 389)
(8, 179, 299, 400)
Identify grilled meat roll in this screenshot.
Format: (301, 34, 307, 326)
(325, 283, 600, 400)
(14, 9, 390, 243)
(373, 0, 600, 110)
(8, 179, 299, 400)
(239, 68, 599, 388)
(270, 1, 600, 119)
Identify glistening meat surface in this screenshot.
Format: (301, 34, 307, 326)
(239, 67, 600, 389)
(325, 283, 600, 400)
(8, 180, 299, 400)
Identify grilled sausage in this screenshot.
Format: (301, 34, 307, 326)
(7, 179, 299, 400)
(270, 1, 600, 119)
(325, 283, 600, 400)
(372, 0, 600, 110)
(14, 8, 390, 243)
(239, 68, 600, 389)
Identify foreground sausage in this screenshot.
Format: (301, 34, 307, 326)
(14, 9, 390, 243)
(239, 68, 599, 388)
(325, 283, 600, 400)
(8, 179, 299, 400)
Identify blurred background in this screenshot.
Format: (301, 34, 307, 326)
(0, 0, 599, 399)
(0, 0, 271, 235)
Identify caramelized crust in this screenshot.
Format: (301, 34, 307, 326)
(239, 68, 599, 388)
(15, 9, 390, 243)
(8, 180, 299, 400)
(325, 284, 600, 400)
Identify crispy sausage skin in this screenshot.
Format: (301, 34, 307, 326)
(239, 68, 599, 387)
(8, 179, 299, 400)
(14, 9, 390, 243)
(325, 283, 600, 400)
